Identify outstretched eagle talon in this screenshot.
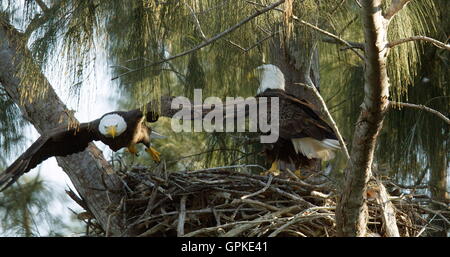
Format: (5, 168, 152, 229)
(146, 147, 161, 163)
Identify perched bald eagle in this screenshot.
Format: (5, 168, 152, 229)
(0, 109, 163, 191)
(255, 64, 341, 175)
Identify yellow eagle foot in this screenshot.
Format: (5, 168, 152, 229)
(261, 161, 281, 176)
(294, 169, 306, 180)
(146, 147, 161, 163)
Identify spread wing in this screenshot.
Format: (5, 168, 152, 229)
(0, 121, 100, 192)
(257, 89, 337, 140)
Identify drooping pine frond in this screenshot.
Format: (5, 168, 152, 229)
(0, 86, 26, 164)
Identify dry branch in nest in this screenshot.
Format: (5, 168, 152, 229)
(73, 165, 438, 237)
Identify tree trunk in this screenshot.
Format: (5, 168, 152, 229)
(429, 153, 449, 236)
(335, 0, 393, 236)
(426, 0, 449, 237)
(0, 21, 125, 236)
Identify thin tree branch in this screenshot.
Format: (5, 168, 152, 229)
(177, 195, 187, 236)
(322, 37, 365, 50)
(186, 164, 267, 173)
(388, 36, 450, 51)
(226, 31, 279, 53)
(25, 1, 63, 39)
(225, 40, 246, 51)
(340, 45, 364, 52)
(388, 181, 428, 190)
(354, 0, 362, 8)
(34, 0, 49, 12)
(298, 19, 364, 60)
(338, 15, 359, 35)
(245, 0, 365, 60)
(111, 0, 286, 81)
(241, 175, 273, 200)
(167, 148, 248, 164)
(296, 83, 351, 161)
(384, 0, 413, 21)
(415, 214, 437, 237)
(417, 206, 450, 226)
(301, 41, 350, 161)
(328, 0, 347, 18)
(184, 2, 207, 40)
(390, 101, 450, 125)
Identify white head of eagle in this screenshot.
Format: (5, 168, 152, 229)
(256, 64, 285, 94)
(99, 113, 127, 138)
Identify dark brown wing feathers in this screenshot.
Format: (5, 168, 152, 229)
(256, 89, 338, 170)
(257, 88, 337, 141)
(0, 122, 99, 191)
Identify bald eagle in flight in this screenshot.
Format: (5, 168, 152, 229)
(255, 64, 341, 175)
(0, 109, 163, 191)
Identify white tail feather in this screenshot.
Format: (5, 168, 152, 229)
(291, 137, 339, 161)
(321, 139, 341, 150)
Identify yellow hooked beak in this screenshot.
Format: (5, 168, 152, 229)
(106, 125, 117, 138)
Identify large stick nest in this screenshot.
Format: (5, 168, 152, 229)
(83, 166, 433, 237)
(68, 165, 446, 237)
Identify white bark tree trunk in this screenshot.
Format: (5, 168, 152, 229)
(335, 0, 398, 236)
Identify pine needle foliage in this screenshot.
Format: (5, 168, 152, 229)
(0, 174, 72, 236)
